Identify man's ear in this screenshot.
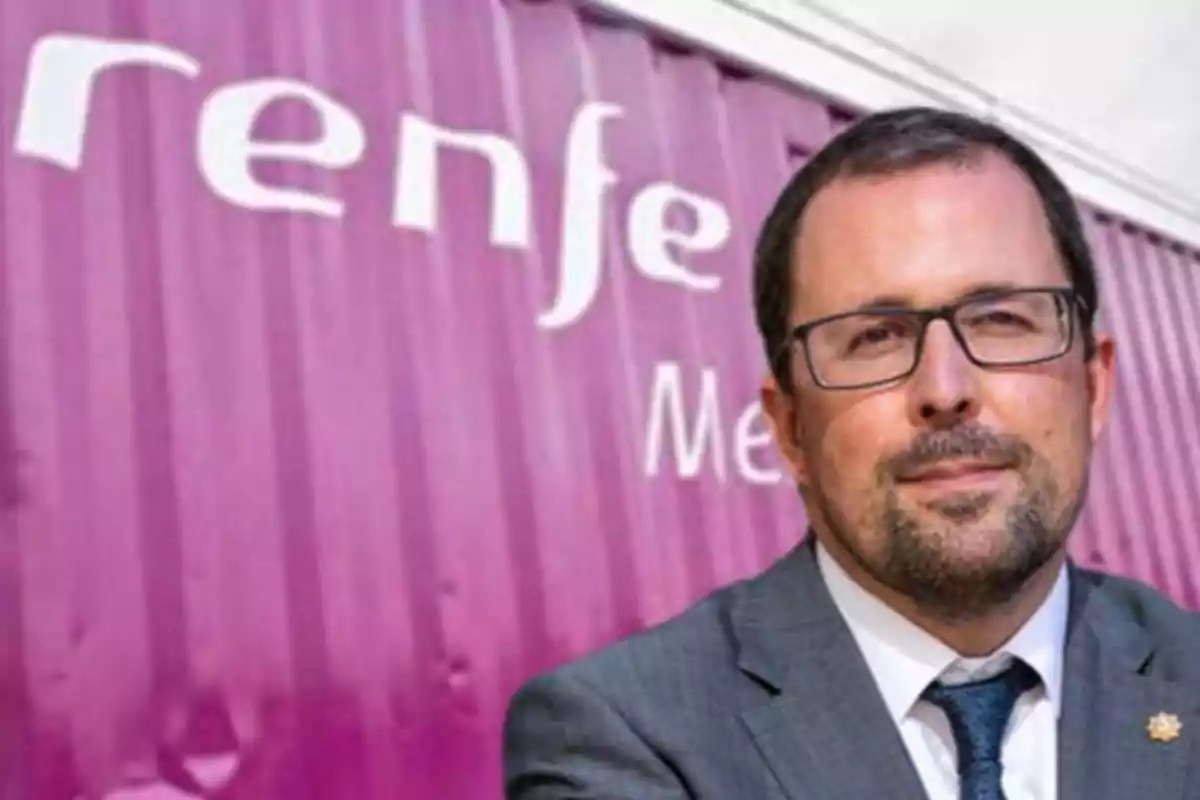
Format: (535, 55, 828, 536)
(1086, 332, 1116, 445)
(761, 373, 809, 486)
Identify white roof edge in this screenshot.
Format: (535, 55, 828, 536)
(583, 0, 1200, 250)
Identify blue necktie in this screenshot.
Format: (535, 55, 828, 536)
(922, 661, 1040, 800)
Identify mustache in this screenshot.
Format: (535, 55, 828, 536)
(884, 422, 1033, 479)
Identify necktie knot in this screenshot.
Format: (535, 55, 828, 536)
(922, 660, 1040, 799)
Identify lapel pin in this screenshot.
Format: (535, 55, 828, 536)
(1147, 712, 1182, 743)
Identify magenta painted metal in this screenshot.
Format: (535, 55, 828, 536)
(1, 0, 1198, 797)
(1074, 212, 1200, 608)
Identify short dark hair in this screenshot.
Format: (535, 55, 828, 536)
(752, 106, 1099, 389)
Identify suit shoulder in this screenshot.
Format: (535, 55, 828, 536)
(1076, 566, 1200, 626)
(1074, 565, 1200, 670)
(521, 577, 748, 705)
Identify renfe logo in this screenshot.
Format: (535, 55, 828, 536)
(10, 33, 783, 487)
(13, 34, 732, 332)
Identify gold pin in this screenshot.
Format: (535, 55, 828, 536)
(1147, 712, 1182, 743)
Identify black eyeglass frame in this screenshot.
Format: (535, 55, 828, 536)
(777, 286, 1090, 391)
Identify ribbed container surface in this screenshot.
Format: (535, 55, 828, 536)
(1, 0, 1198, 797)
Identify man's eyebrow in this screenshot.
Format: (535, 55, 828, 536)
(851, 282, 1024, 312)
(852, 294, 912, 312)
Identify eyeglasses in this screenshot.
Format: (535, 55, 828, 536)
(782, 287, 1087, 391)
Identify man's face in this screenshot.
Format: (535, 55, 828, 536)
(763, 153, 1116, 618)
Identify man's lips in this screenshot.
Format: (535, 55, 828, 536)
(896, 459, 1015, 489)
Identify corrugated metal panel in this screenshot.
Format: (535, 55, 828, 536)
(1075, 212, 1200, 608)
(0, 1, 1197, 797)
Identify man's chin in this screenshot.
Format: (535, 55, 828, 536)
(891, 495, 996, 533)
(902, 511, 1018, 564)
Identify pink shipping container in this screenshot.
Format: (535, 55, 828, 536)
(1, 0, 1199, 797)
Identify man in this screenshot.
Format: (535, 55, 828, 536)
(503, 106, 1200, 799)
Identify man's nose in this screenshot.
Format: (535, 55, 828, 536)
(908, 320, 981, 428)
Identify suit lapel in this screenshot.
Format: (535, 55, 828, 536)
(733, 540, 928, 800)
(1058, 568, 1196, 800)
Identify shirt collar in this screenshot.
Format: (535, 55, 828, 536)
(816, 540, 1069, 723)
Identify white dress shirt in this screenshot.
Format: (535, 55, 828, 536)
(816, 542, 1068, 800)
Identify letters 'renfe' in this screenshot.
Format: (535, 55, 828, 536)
(13, 34, 734, 331)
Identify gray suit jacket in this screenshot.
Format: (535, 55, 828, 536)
(503, 539, 1200, 799)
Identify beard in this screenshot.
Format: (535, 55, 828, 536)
(811, 421, 1086, 621)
